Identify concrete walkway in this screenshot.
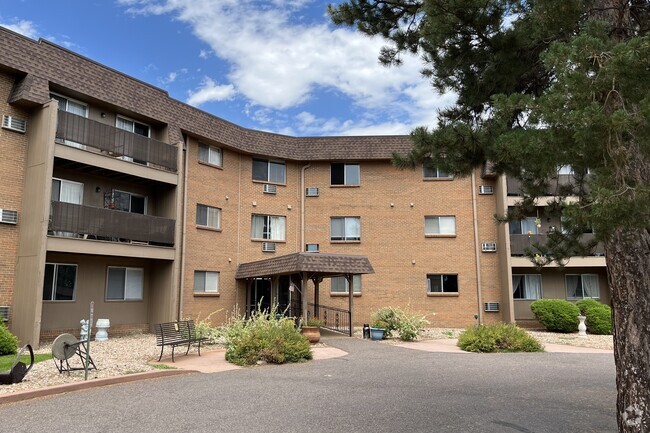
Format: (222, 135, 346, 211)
(394, 338, 614, 354)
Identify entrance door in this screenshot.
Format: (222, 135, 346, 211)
(250, 278, 272, 314)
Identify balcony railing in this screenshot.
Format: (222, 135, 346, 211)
(55, 110, 177, 172)
(507, 175, 576, 196)
(510, 233, 605, 257)
(49, 201, 175, 246)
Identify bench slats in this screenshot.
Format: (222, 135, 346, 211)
(154, 320, 207, 361)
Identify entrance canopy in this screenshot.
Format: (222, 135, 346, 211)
(235, 252, 374, 280)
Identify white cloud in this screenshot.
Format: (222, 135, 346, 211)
(187, 77, 237, 106)
(0, 19, 38, 39)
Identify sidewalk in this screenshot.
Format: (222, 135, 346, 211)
(394, 338, 614, 354)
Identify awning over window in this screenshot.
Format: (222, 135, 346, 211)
(235, 252, 374, 280)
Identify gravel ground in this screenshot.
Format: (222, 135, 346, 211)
(1, 328, 613, 395)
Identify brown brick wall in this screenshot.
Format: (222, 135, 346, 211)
(40, 323, 150, 343)
(0, 72, 29, 325)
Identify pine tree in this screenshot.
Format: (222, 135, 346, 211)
(330, 1, 649, 431)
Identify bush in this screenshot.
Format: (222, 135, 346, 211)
(0, 322, 18, 356)
(192, 309, 227, 345)
(370, 307, 430, 341)
(530, 299, 580, 333)
(458, 323, 543, 353)
(576, 299, 612, 335)
(225, 306, 312, 366)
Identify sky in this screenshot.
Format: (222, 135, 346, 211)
(0, 0, 455, 137)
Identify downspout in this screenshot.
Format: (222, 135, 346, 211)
(178, 135, 190, 320)
(301, 163, 311, 252)
(471, 171, 484, 325)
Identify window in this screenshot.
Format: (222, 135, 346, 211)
(116, 116, 150, 137)
(113, 190, 146, 214)
(512, 274, 542, 300)
(330, 275, 361, 294)
(331, 163, 360, 186)
(305, 243, 319, 252)
(51, 93, 88, 117)
(558, 165, 574, 175)
(51, 178, 83, 204)
(193, 271, 219, 293)
(423, 166, 451, 179)
(43, 263, 77, 301)
(251, 214, 286, 241)
(566, 274, 600, 299)
(425, 216, 456, 235)
(509, 217, 539, 235)
(106, 267, 144, 301)
(252, 158, 286, 184)
(196, 204, 221, 229)
(427, 274, 458, 294)
(330, 217, 360, 241)
(198, 143, 223, 167)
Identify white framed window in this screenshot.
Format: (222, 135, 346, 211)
(43, 263, 77, 301)
(512, 274, 542, 300)
(106, 267, 144, 301)
(425, 216, 456, 235)
(193, 271, 219, 293)
(198, 143, 223, 167)
(112, 190, 146, 214)
(427, 274, 459, 294)
(423, 166, 451, 179)
(51, 93, 88, 117)
(331, 163, 360, 186)
(196, 204, 221, 229)
(116, 116, 150, 137)
(252, 158, 286, 184)
(509, 217, 539, 235)
(330, 275, 361, 294)
(330, 217, 360, 241)
(51, 178, 84, 204)
(251, 214, 286, 241)
(566, 274, 600, 299)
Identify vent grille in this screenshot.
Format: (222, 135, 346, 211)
(484, 302, 500, 312)
(305, 187, 319, 197)
(0, 306, 8, 322)
(263, 184, 277, 194)
(262, 242, 276, 252)
(481, 241, 497, 252)
(2, 115, 26, 133)
(0, 209, 18, 224)
(305, 243, 319, 252)
(478, 185, 494, 195)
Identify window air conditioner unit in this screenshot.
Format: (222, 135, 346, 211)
(305, 243, 319, 252)
(0, 209, 18, 225)
(263, 184, 277, 194)
(305, 187, 319, 197)
(0, 306, 8, 322)
(481, 242, 497, 252)
(262, 242, 276, 252)
(2, 115, 26, 133)
(478, 185, 494, 195)
(484, 302, 500, 312)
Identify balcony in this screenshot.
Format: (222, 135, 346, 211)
(49, 201, 175, 246)
(56, 111, 177, 172)
(510, 234, 605, 257)
(507, 175, 577, 196)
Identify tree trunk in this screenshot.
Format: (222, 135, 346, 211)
(606, 228, 650, 432)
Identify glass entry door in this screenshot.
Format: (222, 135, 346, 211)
(249, 278, 272, 314)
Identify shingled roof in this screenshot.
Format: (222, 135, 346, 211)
(235, 253, 375, 280)
(0, 28, 415, 161)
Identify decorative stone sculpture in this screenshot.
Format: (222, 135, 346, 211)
(95, 318, 110, 341)
(578, 315, 587, 337)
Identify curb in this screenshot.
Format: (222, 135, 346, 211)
(0, 369, 196, 405)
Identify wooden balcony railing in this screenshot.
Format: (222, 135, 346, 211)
(510, 233, 605, 257)
(49, 201, 175, 246)
(55, 110, 177, 172)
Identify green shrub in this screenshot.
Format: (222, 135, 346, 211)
(458, 323, 543, 353)
(370, 307, 430, 341)
(530, 299, 580, 333)
(576, 299, 612, 335)
(370, 307, 403, 338)
(0, 322, 18, 356)
(396, 313, 429, 342)
(192, 309, 227, 345)
(225, 306, 312, 366)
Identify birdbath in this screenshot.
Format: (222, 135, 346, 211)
(95, 318, 110, 341)
(577, 315, 587, 337)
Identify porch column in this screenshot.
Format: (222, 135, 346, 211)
(301, 272, 308, 321)
(313, 277, 322, 318)
(246, 279, 252, 318)
(347, 274, 353, 337)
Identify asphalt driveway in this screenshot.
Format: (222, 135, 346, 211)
(0, 336, 616, 433)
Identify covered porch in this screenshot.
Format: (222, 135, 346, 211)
(235, 253, 374, 336)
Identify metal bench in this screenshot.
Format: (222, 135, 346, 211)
(154, 320, 207, 362)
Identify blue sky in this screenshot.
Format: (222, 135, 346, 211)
(0, 0, 454, 136)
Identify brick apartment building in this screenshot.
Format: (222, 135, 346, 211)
(0, 28, 610, 347)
